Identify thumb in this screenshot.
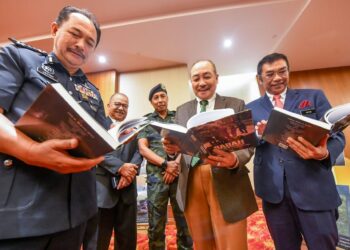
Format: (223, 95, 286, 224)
(50, 138, 79, 150)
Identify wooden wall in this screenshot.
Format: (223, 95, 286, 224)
(289, 66, 350, 157)
(87, 70, 118, 115)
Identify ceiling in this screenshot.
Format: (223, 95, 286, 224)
(0, 0, 349, 75)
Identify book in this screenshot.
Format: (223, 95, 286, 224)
(324, 103, 350, 133)
(150, 109, 258, 156)
(108, 117, 149, 144)
(15, 83, 144, 158)
(262, 105, 350, 149)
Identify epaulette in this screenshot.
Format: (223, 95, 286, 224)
(9, 37, 47, 56)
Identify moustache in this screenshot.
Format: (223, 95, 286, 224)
(68, 48, 85, 60)
(114, 110, 126, 115)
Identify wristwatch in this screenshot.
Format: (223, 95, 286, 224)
(161, 159, 168, 169)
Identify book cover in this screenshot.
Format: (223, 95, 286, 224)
(15, 83, 118, 158)
(262, 107, 331, 149)
(151, 109, 258, 156)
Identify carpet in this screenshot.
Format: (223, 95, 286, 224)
(109, 204, 274, 250)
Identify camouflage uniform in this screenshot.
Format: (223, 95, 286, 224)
(138, 110, 193, 250)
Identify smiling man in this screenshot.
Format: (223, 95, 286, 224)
(138, 83, 193, 250)
(247, 53, 346, 250)
(0, 6, 105, 249)
(95, 93, 141, 250)
(163, 60, 258, 250)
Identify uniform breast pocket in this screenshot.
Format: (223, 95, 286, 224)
(0, 160, 39, 210)
(0, 163, 16, 207)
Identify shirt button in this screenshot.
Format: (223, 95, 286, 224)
(68, 91, 73, 95)
(69, 77, 73, 81)
(4, 159, 13, 168)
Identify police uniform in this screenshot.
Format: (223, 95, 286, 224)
(137, 110, 193, 250)
(0, 41, 106, 247)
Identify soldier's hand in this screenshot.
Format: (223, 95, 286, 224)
(117, 176, 132, 190)
(165, 160, 179, 177)
(163, 172, 176, 184)
(24, 138, 104, 174)
(118, 163, 138, 180)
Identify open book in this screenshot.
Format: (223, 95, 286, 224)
(15, 83, 146, 158)
(262, 105, 350, 149)
(324, 103, 350, 133)
(108, 117, 149, 144)
(150, 109, 258, 156)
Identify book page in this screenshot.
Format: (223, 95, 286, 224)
(108, 121, 148, 144)
(324, 103, 350, 124)
(274, 107, 331, 130)
(186, 108, 234, 129)
(149, 121, 187, 133)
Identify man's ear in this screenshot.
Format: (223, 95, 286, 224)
(256, 74, 263, 85)
(51, 22, 59, 37)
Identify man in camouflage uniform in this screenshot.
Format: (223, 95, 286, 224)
(138, 83, 193, 250)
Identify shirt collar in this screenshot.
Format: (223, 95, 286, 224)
(195, 93, 216, 113)
(109, 117, 121, 124)
(266, 88, 287, 104)
(150, 109, 174, 119)
(46, 52, 86, 78)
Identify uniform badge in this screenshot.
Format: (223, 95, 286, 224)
(74, 84, 89, 100)
(37, 65, 58, 82)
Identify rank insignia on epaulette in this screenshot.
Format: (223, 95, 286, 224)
(9, 37, 47, 56)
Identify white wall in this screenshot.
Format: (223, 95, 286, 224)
(119, 66, 190, 119)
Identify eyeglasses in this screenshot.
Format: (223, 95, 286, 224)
(112, 102, 128, 109)
(261, 68, 289, 80)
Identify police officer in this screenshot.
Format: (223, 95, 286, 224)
(138, 84, 193, 250)
(0, 6, 105, 249)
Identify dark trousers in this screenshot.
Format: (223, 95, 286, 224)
(0, 222, 87, 250)
(263, 178, 338, 250)
(147, 179, 193, 250)
(97, 200, 137, 250)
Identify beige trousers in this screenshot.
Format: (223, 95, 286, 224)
(184, 164, 247, 250)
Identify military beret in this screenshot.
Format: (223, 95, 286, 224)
(149, 83, 167, 101)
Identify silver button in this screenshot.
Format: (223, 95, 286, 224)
(68, 91, 73, 95)
(4, 159, 13, 167)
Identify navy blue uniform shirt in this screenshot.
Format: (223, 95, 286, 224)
(0, 43, 107, 239)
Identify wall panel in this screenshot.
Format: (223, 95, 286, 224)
(290, 66, 350, 157)
(87, 70, 118, 114)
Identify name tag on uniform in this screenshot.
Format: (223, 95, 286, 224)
(37, 65, 58, 82)
(300, 109, 316, 116)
